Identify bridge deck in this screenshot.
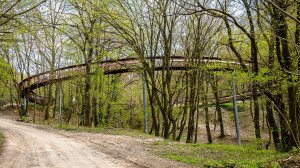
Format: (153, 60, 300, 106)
(19, 57, 246, 103)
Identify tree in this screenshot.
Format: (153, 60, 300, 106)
(62, 0, 108, 126)
(0, 0, 46, 117)
(33, 0, 67, 120)
(179, 0, 300, 150)
(104, 0, 185, 139)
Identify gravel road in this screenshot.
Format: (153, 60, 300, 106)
(0, 118, 189, 168)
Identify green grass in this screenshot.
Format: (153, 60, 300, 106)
(0, 131, 4, 154)
(152, 141, 288, 167)
(220, 102, 245, 112)
(54, 124, 154, 139)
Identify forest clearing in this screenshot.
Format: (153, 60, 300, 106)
(1, 0, 300, 167)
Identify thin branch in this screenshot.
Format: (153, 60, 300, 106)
(0, 0, 47, 27)
(266, 0, 300, 24)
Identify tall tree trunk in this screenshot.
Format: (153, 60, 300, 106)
(266, 99, 280, 149)
(276, 94, 291, 151)
(288, 86, 298, 146)
(241, 0, 261, 145)
(45, 25, 57, 120)
(145, 70, 159, 136)
(92, 96, 98, 127)
(252, 88, 261, 142)
(177, 72, 189, 141)
(162, 116, 170, 139)
(267, 25, 281, 149)
(83, 40, 94, 127)
(186, 71, 196, 143)
(92, 76, 100, 127)
(296, 0, 300, 142)
(149, 88, 159, 136)
(194, 73, 202, 143)
(52, 84, 59, 119)
(272, 1, 298, 147)
(45, 83, 52, 120)
(194, 107, 200, 143)
(203, 78, 212, 143)
(80, 86, 85, 126)
(84, 64, 92, 127)
(211, 76, 225, 138)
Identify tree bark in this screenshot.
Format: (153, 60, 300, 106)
(272, 1, 298, 147)
(45, 83, 53, 120)
(186, 71, 196, 143)
(266, 99, 280, 149)
(203, 78, 212, 143)
(177, 72, 189, 141)
(84, 63, 92, 127)
(296, 0, 300, 142)
(211, 75, 225, 138)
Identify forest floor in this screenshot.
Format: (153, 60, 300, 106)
(0, 131, 4, 155)
(0, 105, 300, 167)
(0, 107, 189, 168)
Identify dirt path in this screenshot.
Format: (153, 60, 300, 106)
(0, 118, 189, 168)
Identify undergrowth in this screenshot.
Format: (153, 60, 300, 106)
(55, 124, 154, 139)
(0, 131, 4, 154)
(220, 102, 245, 112)
(152, 141, 290, 168)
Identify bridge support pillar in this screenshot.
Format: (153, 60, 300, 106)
(22, 94, 27, 117)
(233, 82, 241, 145)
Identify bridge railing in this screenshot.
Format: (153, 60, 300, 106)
(19, 58, 142, 91)
(20, 57, 246, 93)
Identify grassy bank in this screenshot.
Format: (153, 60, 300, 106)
(0, 131, 4, 154)
(151, 141, 290, 168)
(54, 124, 155, 139)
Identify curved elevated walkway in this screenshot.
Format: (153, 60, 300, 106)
(19, 56, 246, 104)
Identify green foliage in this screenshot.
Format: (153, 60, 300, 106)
(215, 70, 253, 85)
(152, 141, 288, 168)
(254, 68, 277, 85)
(55, 124, 154, 138)
(220, 102, 244, 112)
(0, 131, 4, 153)
(0, 57, 12, 81)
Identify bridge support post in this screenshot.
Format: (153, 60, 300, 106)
(22, 94, 27, 117)
(142, 79, 148, 133)
(58, 82, 62, 126)
(233, 82, 241, 145)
